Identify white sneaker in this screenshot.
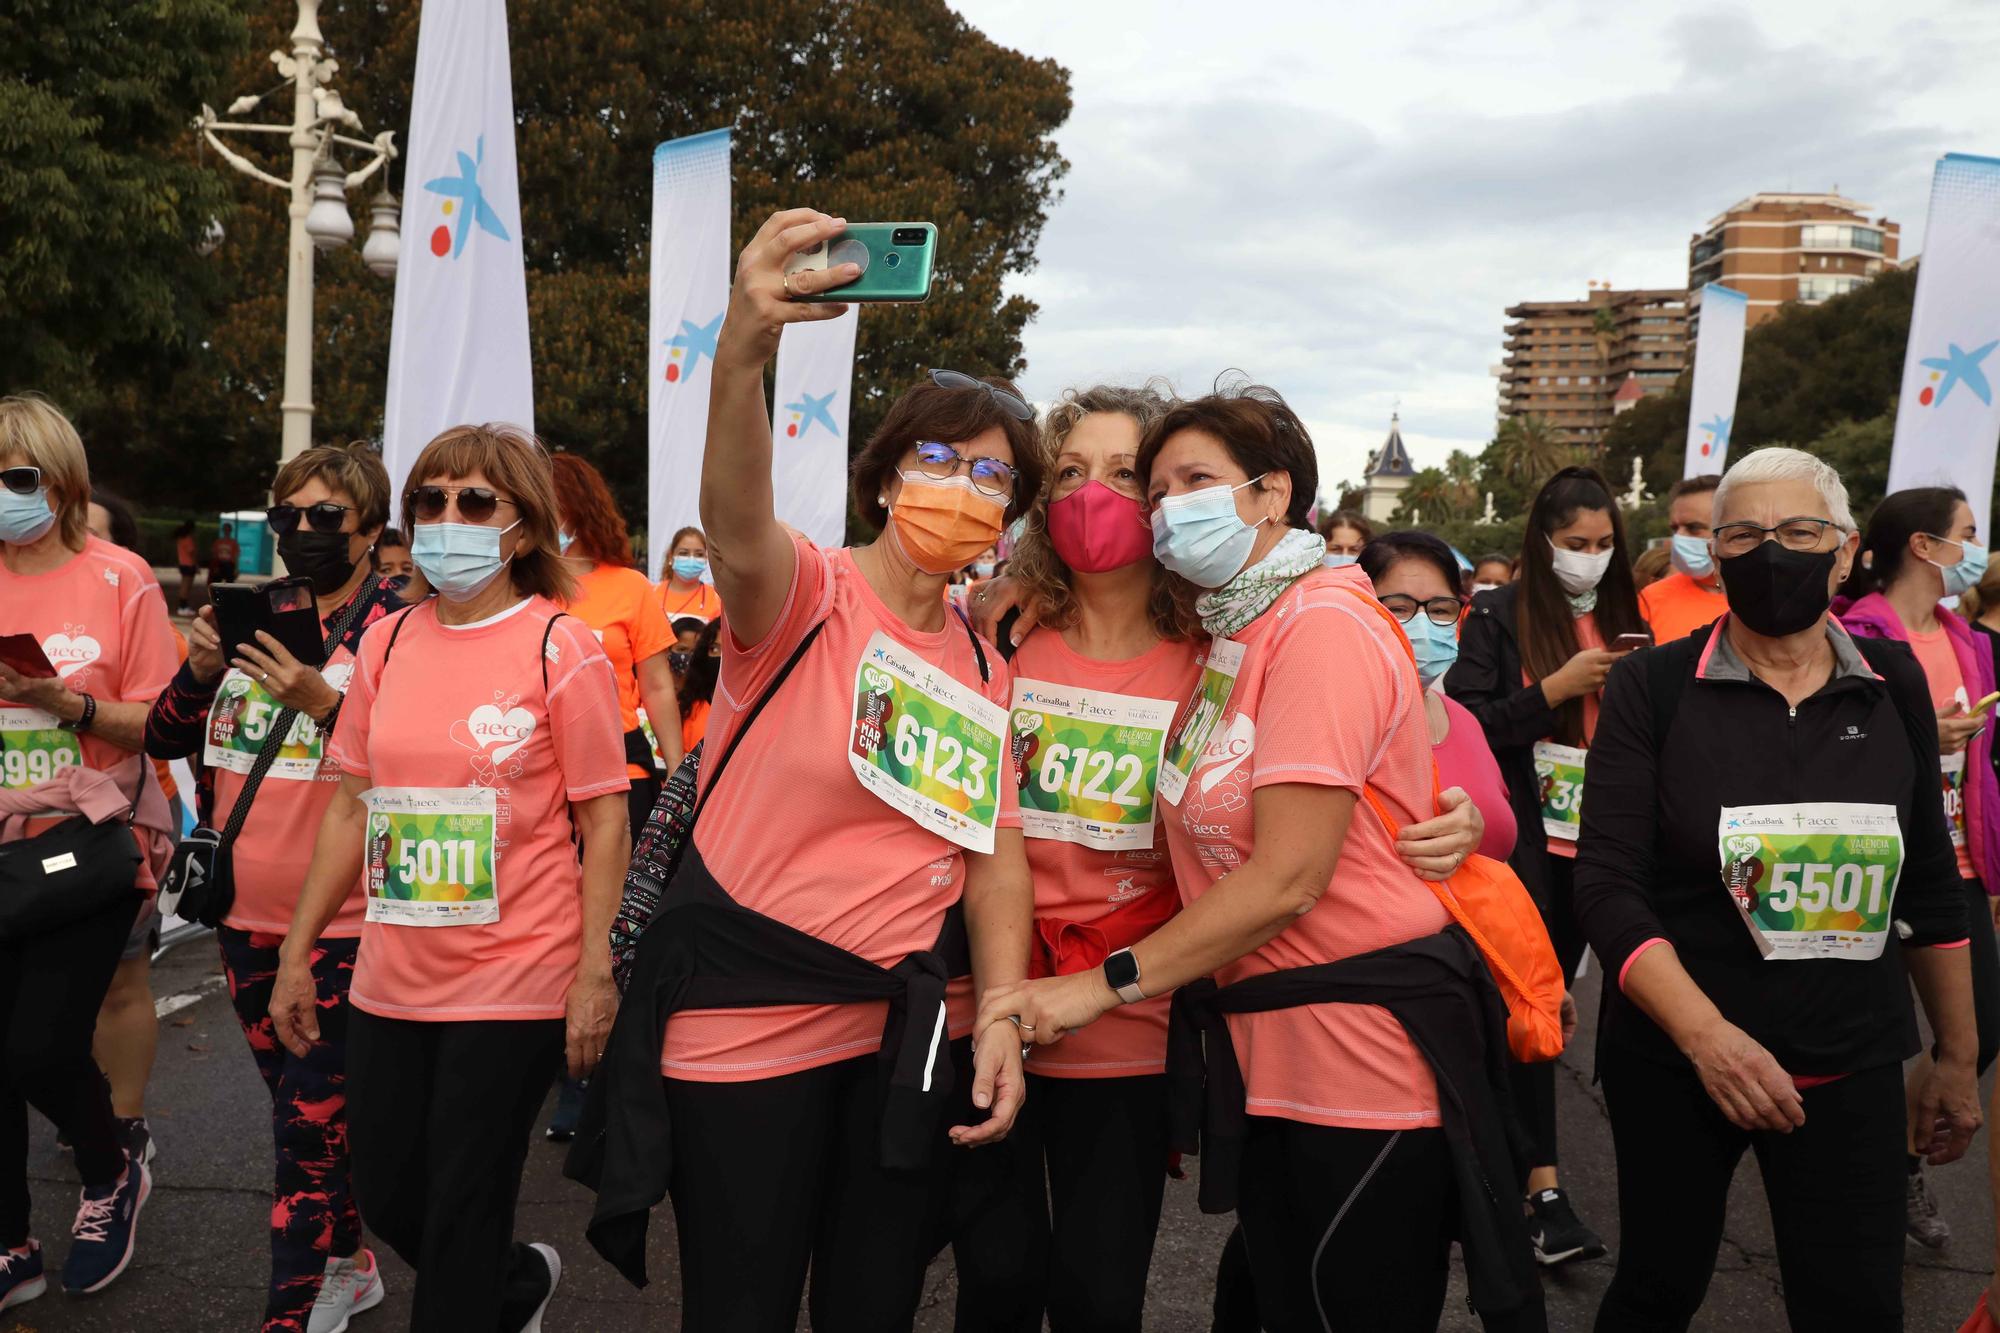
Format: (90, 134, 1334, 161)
(517, 1242, 561, 1333)
(309, 1248, 385, 1333)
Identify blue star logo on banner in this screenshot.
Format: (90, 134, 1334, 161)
(783, 390, 841, 440)
(1919, 341, 1998, 408)
(1700, 414, 1733, 452)
(663, 313, 723, 384)
(422, 136, 511, 259)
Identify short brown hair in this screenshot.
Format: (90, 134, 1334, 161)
(850, 375, 1043, 533)
(1667, 473, 1721, 503)
(272, 442, 391, 535)
(1007, 384, 1200, 641)
(1137, 382, 1318, 530)
(0, 394, 90, 549)
(402, 423, 575, 603)
(550, 452, 634, 569)
(1317, 508, 1373, 542)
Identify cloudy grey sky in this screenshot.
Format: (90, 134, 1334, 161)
(951, 0, 2000, 496)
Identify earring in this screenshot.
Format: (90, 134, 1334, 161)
(878, 495, 888, 506)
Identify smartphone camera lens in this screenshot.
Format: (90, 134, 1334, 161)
(892, 227, 929, 246)
(885, 251, 902, 268)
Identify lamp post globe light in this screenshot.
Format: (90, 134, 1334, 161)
(196, 0, 399, 464)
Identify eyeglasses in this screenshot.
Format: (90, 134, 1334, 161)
(1712, 517, 1841, 558)
(928, 369, 1035, 421)
(410, 485, 516, 524)
(0, 467, 41, 497)
(266, 501, 353, 535)
(1379, 594, 1466, 627)
(912, 442, 1019, 499)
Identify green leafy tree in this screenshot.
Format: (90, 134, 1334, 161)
(0, 1, 247, 422)
(55, 0, 1072, 538)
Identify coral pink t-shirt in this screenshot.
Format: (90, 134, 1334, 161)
(1160, 565, 1448, 1130)
(0, 535, 179, 887)
(1008, 628, 1203, 1079)
(665, 537, 1016, 1082)
(329, 596, 629, 1020)
(1434, 692, 1517, 863)
(1909, 625, 1977, 880)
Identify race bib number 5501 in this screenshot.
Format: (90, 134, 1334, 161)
(1718, 802, 1904, 961)
(849, 632, 1008, 853)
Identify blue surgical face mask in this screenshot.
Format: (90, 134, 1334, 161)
(672, 555, 707, 583)
(0, 487, 56, 546)
(412, 520, 519, 602)
(1670, 533, 1715, 581)
(1926, 535, 1989, 599)
(1323, 552, 1358, 569)
(1404, 613, 1460, 688)
(1150, 475, 1269, 588)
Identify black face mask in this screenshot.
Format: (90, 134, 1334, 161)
(667, 650, 692, 676)
(1718, 541, 1839, 638)
(277, 529, 360, 596)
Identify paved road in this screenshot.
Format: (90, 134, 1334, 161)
(8, 941, 1993, 1331)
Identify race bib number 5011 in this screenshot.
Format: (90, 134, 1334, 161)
(363, 786, 498, 927)
(849, 632, 1008, 853)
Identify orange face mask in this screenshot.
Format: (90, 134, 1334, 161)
(887, 473, 1007, 575)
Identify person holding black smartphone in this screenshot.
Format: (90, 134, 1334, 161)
(0, 395, 179, 1307)
(144, 442, 402, 1333)
(1445, 465, 1647, 1268)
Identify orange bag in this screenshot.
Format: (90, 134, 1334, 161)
(1338, 584, 1567, 1063)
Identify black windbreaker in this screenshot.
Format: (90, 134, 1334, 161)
(1572, 618, 1966, 1075)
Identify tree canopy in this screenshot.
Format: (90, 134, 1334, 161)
(7, 1, 1071, 543)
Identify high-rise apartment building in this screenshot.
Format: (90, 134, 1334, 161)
(1495, 285, 1689, 447)
(1687, 193, 1899, 336)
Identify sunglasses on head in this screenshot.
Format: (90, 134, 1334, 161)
(928, 369, 1034, 421)
(267, 501, 352, 535)
(410, 485, 513, 524)
(0, 467, 42, 497)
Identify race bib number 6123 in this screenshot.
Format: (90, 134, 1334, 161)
(849, 632, 1008, 853)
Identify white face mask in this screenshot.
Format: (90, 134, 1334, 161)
(1547, 538, 1614, 596)
(1472, 582, 1500, 594)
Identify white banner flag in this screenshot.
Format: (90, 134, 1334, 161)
(1683, 283, 1747, 478)
(770, 307, 859, 547)
(646, 129, 731, 579)
(1888, 152, 2000, 539)
(381, 0, 533, 506)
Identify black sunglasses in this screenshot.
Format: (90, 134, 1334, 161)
(410, 485, 513, 524)
(928, 369, 1034, 421)
(0, 467, 41, 497)
(267, 501, 353, 535)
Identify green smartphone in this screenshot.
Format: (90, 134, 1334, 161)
(784, 223, 937, 303)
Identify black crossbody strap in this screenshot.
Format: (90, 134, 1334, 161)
(688, 619, 827, 827)
(218, 577, 381, 851)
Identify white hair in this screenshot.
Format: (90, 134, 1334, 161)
(1711, 446, 1856, 531)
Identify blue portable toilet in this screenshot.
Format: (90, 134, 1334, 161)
(219, 510, 274, 578)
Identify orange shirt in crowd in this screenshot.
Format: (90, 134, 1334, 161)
(1160, 565, 1448, 1131)
(1908, 624, 1979, 880)
(664, 536, 1016, 1082)
(1009, 628, 1202, 1079)
(175, 533, 196, 568)
(568, 562, 677, 779)
(1638, 571, 1728, 646)
(329, 597, 628, 1021)
(680, 698, 710, 755)
(658, 579, 722, 624)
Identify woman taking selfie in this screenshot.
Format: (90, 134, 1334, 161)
(1834, 484, 2000, 1250)
(1445, 464, 1646, 1266)
(271, 424, 631, 1331)
(145, 442, 402, 1332)
(573, 209, 1034, 1332)
(980, 384, 1537, 1332)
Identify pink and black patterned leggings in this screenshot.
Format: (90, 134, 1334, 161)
(220, 928, 362, 1333)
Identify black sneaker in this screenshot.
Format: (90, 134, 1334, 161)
(1526, 1186, 1606, 1266)
(116, 1118, 154, 1168)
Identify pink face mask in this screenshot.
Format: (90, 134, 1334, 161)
(1046, 480, 1153, 573)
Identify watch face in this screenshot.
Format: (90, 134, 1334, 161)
(1104, 949, 1139, 989)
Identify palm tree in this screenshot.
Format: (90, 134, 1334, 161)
(1591, 306, 1617, 366)
(1493, 415, 1568, 489)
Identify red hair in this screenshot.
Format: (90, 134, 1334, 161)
(550, 452, 634, 568)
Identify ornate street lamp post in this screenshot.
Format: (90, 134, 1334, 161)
(196, 0, 399, 464)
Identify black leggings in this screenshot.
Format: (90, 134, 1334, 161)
(1958, 876, 2000, 1074)
(664, 1038, 978, 1333)
(1595, 1047, 1905, 1332)
(1234, 1117, 1456, 1333)
(1510, 853, 1587, 1174)
(0, 893, 136, 1246)
(948, 1073, 1171, 1332)
(346, 1011, 562, 1333)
